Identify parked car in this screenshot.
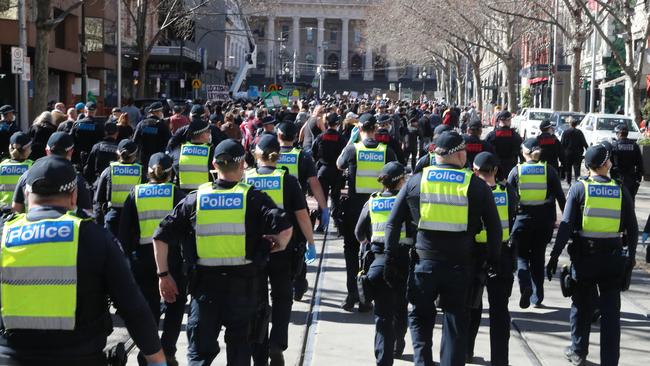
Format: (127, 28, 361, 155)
(549, 111, 585, 139)
(577, 113, 641, 146)
(512, 108, 554, 139)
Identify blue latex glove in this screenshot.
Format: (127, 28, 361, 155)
(347, 126, 360, 145)
(321, 207, 330, 229)
(305, 243, 317, 264)
(642, 232, 649, 244)
(148, 363, 167, 366)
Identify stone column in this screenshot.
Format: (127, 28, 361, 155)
(292, 17, 300, 57)
(364, 47, 373, 81)
(340, 18, 349, 80)
(388, 59, 398, 82)
(316, 17, 325, 67)
(266, 16, 275, 78)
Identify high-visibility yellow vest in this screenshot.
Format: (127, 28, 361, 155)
(278, 148, 301, 177)
(579, 178, 622, 239)
(368, 192, 412, 245)
(418, 166, 471, 232)
(0, 159, 32, 208)
(135, 183, 174, 245)
(195, 183, 251, 266)
(1, 212, 83, 330)
(110, 162, 142, 208)
(355, 142, 386, 194)
(245, 168, 285, 208)
(179, 143, 210, 190)
(517, 162, 547, 205)
(476, 185, 509, 244)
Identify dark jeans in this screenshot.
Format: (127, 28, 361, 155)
(367, 248, 410, 366)
(467, 246, 514, 366)
(408, 259, 469, 366)
(512, 219, 554, 305)
(341, 194, 368, 301)
(186, 272, 258, 366)
(570, 251, 625, 366)
(564, 155, 583, 184)
(317, 165, 342, 221)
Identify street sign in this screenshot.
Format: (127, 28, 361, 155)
(192, 79, 202, 89)
(21, 57, 30, 81)
(206, 84, 229, 101)
(11, 47, 23, 74)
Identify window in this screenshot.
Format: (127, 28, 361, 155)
(86, 17, 104, 53)
(0, 0, 17, 20)
(281, 25, 289, 40)
(306, 28, 313, 43)
(330, 29, 337, 44)
(354, 29, 361, 46)
(257, 52, 266, 68)
(53, 8, 66, 49)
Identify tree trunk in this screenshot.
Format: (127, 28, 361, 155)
(445, 62, 452, 102)
(472, 61, 483, 120)
(503, 58, 517, 112)
(569, 42, 583, 112)
(455, 62, 464, 106)
(630, 76, 642, 124)
(137, 50, 148, 98)
(32, 0, 52, 118)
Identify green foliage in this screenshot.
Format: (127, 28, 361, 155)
(641, 99, 650, 121)
(520, 87, 533, 109)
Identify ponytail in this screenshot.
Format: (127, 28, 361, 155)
(148, 164, 171, 183)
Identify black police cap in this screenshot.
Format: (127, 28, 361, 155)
(188, 117, 210, 135)
(262, 116, 276, 126)
(190, 104, 204, 116)
(148, 152, 173, 171)
(359, 113, 376, 129)
(473, 151, 500, 171)
(467, 120, 482, 130)
(379, 161, 406, 185)
(26, 156, 77, 195)
(277, 122, 298, 139)
(104, 121, 118, 135)
(433, 124, 452, 136)
(10, 132, 31, 148)
(584, 144, 609, 169)
(47, 132, 74, 154)
(213, 139, 245, 164)
(539, 119, 552, 130)
(435, 131, 466, 156)
(377, 114, 391, 124)
(496, 110, 512, 121)
(117, 139, 138, 155)
(149, 102, 163, 112)
(327, 113, 341, 126)
(85, 101, 97, 110)
(522, 137, 541, 153)
(614, 123, 628, 133)
(256, 134, 280, 153)
(0, 105, 15, 115)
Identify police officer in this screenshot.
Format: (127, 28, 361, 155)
(485, 110, 523, 181)
(12, 132, 93, 216)
(171, 118, 213, 193)
(561, 117, 589, 184)
(382, 131, 502, 366)
(0, 155, 166, 365)
(354, 162, 413, 365)
(0, 132, 32, 210)
(134, 102, 172, 170)
(246, 134, 317, 366)
(412, 124, 453, 174)
(337, 113, 397, 311)
(611, 123, 643, 200)
(83, 121, 119, 188)
(94, 139, 143, 235)
(546, 144, 637, 366)
(464, 119, 493, 168)
(376, 114, 406, 165)
(153, 139, 293, 365)
(466, 152, 518, 366)
(508, 138, 565, 308)
(118, 152, 186, 366)
(537, 119, 565, 173)
(0, 105, 21, 158)
(276, 122, 329, 300)
(71, 101, 104, 168)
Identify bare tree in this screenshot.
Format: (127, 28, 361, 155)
(32, 0, 82, 117)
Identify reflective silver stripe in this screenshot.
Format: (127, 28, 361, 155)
(138, 210, 169, 221)
(420, 193, 468, 206)
(2, 315, 75, 330)
(357, 169, 380, 177)
(371, 235, 384, 243)
(372, 222, 387, 232)
(197, 257, 253, 266)
(584, 208, 620, 219)
(196, 223, 246, 236)
(579, 231, 622, 238)
(112, 184, 134, 192)
(419, 221, 467, 232)
(356, 187, 376, 194)
(180, 183, 201, 190)
(520, 199, 546, 206)
(519, 183, 546, 190)
(400, 237, 414, 245)
(0, 184, 17, 192)
(179, 164, 208, 173)
(109, 202, 124, 208)
(501, 220, 509, 229)
(139, 236, 153, 245)
(1, 266, 76, 285)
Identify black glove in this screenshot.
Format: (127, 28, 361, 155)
(383, 257, 403, 289)
(546, 256, 558, 281)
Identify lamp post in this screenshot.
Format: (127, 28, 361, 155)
(421, 71, 427, 93)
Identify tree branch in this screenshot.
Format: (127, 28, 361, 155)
(43, 0, 83, 29)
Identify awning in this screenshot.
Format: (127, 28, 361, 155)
(529, 77, 549, 85)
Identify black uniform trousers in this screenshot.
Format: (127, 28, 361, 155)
(564, 153, 583, 184)
(467, 245, 514, 366)
(186, 267, 259, 366)
(512, 217, 554, 305)
(569, 246, 625, 366)
(317, 164, 342, 226)
(367, 247, 410, 366)
(342, 194, 368, 301)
